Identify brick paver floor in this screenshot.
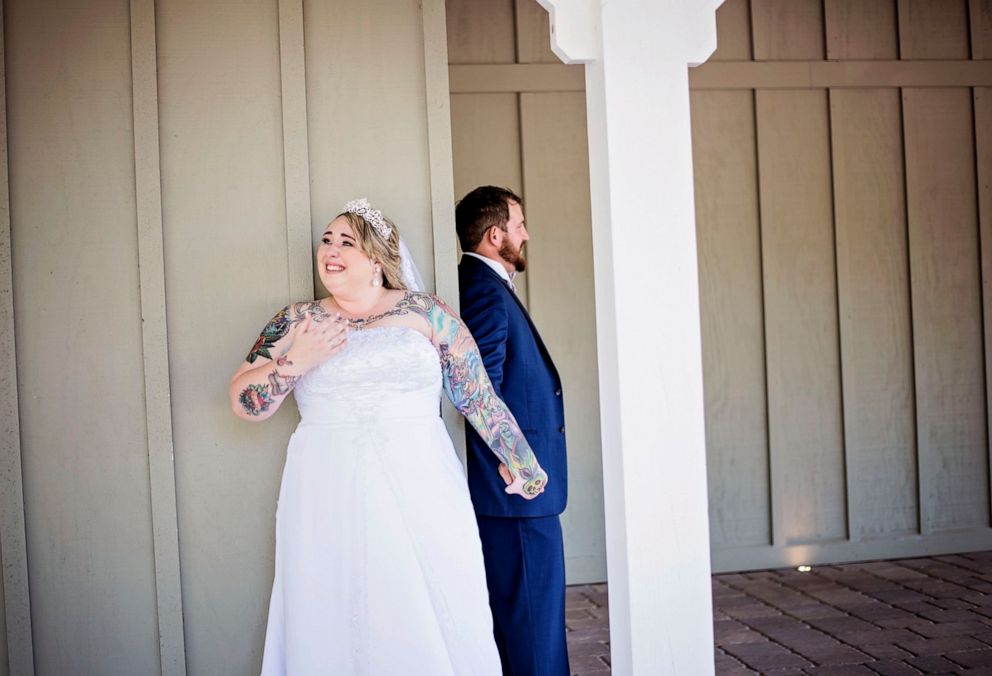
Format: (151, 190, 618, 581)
(566, 551, 992, 675)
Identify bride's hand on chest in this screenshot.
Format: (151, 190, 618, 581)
(285, 313, 349, 372)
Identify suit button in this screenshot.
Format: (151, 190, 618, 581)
(555, 388, 562, 397)
(559, 426, 566, 435)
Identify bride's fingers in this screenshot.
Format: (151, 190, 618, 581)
(319, 320, 345, 340)
(497, 463, 513, 486)
(299, 313, 313, 334)
(325, 331, 348, 355)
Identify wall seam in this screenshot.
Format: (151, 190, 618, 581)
(970, 85, 992, 525)
(824, 88, 852, 543)
(128, 1, 187, 674)
(897, 87, 925, 537)
(752, 89, 779, 549)
(752, 89, 785, 547)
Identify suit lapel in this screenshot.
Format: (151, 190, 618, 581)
(462, 256, 560, 382)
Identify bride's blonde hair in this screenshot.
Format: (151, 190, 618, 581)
(336, 211, 407, 290)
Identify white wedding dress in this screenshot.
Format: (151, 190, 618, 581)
(260, 326, 502, 675)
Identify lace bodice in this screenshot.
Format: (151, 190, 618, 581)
(294, 326, 442, 424)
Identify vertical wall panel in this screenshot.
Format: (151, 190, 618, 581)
(0, 2, 31, 672)
(824, 0, 899, 60)
(0, 568, 6, 676)
(515, 0, 557, 64)
(979, 87, 992, 522)
(422, 0, 459, 302)
(450, 95, 522, 197)
(129, 0, 187, 673)
(6, 1, 161, 674)
(691, 90, 770, 548)
(898, 0, 971, 59)
(903, 88, 988, 531)
(157, 2, 290, 674)
(710, 0, 753, 61)
(449, 93, 529, 302)
(757, 90, 847, 545)
(277, 0, 314, 303)
(831, 89, 918, 538)
(973, 0, 992, 58)
(751, 0, 825, 60)
(519, 92, 604, 583)
(305, 0, 435, 295)
(445, 0, 515, 64)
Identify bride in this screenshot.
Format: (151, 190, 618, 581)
(229, 199, 548, 675)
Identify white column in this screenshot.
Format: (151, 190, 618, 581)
(537, 2, 722, 674)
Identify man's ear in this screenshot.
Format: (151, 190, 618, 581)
(487, 226, 502, 246)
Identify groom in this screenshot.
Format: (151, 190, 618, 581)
(456, 186, 569, 676)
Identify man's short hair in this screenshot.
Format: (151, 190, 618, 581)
(455, 186, 523, 252)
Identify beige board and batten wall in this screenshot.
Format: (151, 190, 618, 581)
(448, 0, 992, 573)
(696, 0, 992, 571)
(446, 0, 607, 585)
(0, 1, 454, 674)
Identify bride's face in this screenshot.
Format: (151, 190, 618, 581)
(317, 216, 375, 293)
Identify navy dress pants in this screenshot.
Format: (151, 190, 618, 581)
(475, 514, 570, 676)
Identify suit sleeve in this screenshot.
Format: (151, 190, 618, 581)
(458, 281, 509, 398)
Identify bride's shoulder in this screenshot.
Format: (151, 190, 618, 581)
(394, 292, 462, 339)
(400, 290, 457, 316)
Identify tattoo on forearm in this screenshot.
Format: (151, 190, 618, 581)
(239, 383, 274, 416)
(439, 342, 546, 496)
(245, 302, 331, 363)
(376, 292, 547, 496)
(267, 368, 300, 397)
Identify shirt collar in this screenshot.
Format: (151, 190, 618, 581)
(463, 252, 516, 284)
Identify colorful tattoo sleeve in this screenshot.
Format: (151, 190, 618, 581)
(235, 304, 324, 419)
(245, 302, 330, 363)
(398, 293, 547, 496)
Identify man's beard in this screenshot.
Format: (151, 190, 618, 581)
(498, 239, 526, 272)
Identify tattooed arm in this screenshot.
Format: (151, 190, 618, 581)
(229, 302, 347, 422)
(398, 292, 547, 498)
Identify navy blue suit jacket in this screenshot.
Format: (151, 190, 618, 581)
(458, 254, 567, 518)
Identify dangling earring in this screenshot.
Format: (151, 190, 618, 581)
(372, 263, 382, 288)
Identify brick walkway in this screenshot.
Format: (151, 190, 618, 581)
(566, 552, 992, 675)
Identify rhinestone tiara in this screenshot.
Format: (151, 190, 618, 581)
(342, 198, 392, 239)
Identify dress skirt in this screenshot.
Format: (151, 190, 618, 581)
(259, 413, 502, 676)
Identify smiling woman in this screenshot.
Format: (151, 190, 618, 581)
(319, 199, 408, 292)
(227, 199, 548, 674)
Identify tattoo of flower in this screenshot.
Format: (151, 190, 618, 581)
(246, 307, 291, 363)
(239, 383, 274, 416)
